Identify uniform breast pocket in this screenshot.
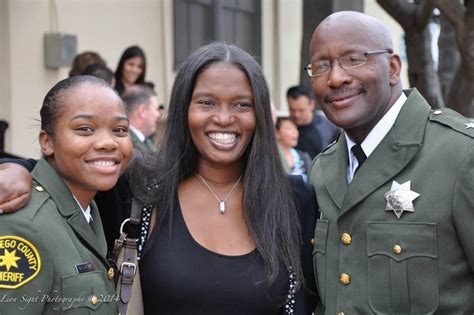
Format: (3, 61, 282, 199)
(60, 270, 111, 313)
(312, 219, 329, 303)
(367, 222, 439, 314)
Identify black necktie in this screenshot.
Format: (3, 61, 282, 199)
(351, 144, 367, 174)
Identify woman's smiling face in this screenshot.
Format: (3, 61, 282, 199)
(40, 83, 132, 202)
(188, 62, 256, 169)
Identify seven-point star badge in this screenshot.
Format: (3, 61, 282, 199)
(384, 180, 420, 219)
(465, 121, 474, 129)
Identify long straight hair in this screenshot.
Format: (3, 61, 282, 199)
(114, 45, 147, 95)
(131, 42, 302, 287)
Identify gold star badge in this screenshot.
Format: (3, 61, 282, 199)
(0, 249, 21, 272)
(465, 121, 474, 129)
(384, 180, 420, 219)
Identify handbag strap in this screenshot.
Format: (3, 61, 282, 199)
(116, 198, 142, 315)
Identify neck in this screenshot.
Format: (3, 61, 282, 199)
(67, 187, 95, 210)
(122, 78, 134, 89)
(197, 162, 243, 186)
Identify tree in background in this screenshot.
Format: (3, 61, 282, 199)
(301, 0, 473, 117)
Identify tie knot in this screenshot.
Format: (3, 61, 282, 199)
(351, 144, 367, 166)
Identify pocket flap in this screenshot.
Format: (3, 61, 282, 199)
(312, 219, 329, 255)
(61, 270, 109, 311)
(367, 222, 437, 262)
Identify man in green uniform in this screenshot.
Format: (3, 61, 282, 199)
(307, 11, 474, 314)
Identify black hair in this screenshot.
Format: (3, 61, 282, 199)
(121, 84, 156, 115)
(40, 75, 112, 137)
(83, 63, 115, 86)
(69, 51, 106, 77)
(130, 42, 302, 288)
(275, 116, 296, 130)
(114, 45, 147, 95)
(286, 84, 315, 101)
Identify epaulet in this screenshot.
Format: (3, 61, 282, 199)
(320, 130, 341, 154)
(24, 182, 50, 219)
(320, 140, 337, 154)
(429, 108, 474, 138)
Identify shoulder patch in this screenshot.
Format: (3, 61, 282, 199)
(0, 236, 41, 289)
(429, 108, 474, 138)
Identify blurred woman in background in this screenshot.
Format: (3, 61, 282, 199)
(275, 116, 311, 182)
(114, 45, 148, 96)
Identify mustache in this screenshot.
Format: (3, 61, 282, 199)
(324, 86, 366, 103)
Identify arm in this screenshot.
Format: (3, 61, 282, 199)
(453, 148, 474, 270)
(0, 161, 35, 213)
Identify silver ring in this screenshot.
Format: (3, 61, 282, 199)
(119, 218, 130, 234)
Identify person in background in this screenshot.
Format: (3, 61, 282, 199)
(69, 51, 106, 77)
(83, 63, 115, 87)
(287, 85, 339, 158)
(121, 84, 161, 152)
(0, 75, 132, 313)
(275, 117, 311, 182)
(307, 11, 473, 314)
(114, 45, 148, 96)
(152, 104, 167, 149)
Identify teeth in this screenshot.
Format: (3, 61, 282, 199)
(208, 133, 237, 144)
(90, 160, 115, 167)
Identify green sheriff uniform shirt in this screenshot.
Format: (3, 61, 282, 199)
(309, 89, 474, 314)
(0, 159, 118, 314)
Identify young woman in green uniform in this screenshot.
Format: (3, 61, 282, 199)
(0, 75, 132, 314)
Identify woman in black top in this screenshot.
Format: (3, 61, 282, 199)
(130, 42, 316, 314)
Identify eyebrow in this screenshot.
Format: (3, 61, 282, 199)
(71, 114, 129, 122)
(192, 92, 253, 99)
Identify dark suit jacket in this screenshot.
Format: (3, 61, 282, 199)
(130, 129, 156, 152)
(309, 89, 474, 314)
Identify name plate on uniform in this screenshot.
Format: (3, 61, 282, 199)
(74, 261, 96, 274)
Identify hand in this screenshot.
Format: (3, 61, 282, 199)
(0, 163, 32, 213)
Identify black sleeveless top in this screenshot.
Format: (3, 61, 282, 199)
(139, 197, 290, 314)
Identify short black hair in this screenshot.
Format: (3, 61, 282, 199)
(40, 75, 112, 137)
(275, 116, 296, 130)
(83, 63, 115, 85)
(286, 84, 315, 100)
(121, 84, 156, 115)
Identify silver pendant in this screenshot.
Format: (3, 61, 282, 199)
(219, 201, 225, 214)
(384, 180, 420, 219)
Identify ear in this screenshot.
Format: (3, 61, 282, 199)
(39, 130, 54, 157)
(389, 54, 402, 86)
(137, 104, 148, 118)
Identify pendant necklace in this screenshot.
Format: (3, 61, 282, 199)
(195, 173, 242, 214)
